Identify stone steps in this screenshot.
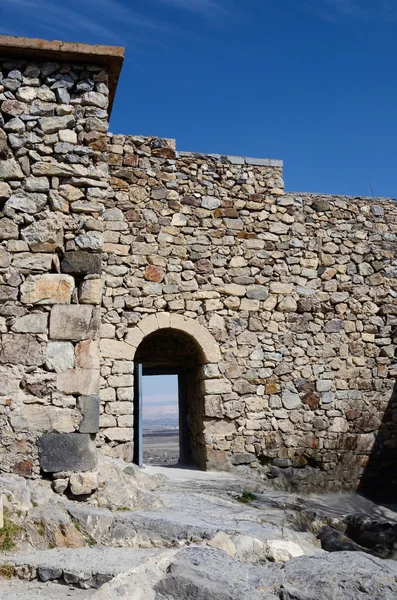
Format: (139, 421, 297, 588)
(1, 546, 162, 589)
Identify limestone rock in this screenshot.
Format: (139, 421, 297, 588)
(0, 159, 24, 180)
(11, 253, 53, 272)
(20, 274, 74, 305)
(100, 339, 133, 360)
(75, 339, 100, 370)
(0, 334, 44, 366)
(21, 215, 63, 252)
(79, 279, 102, 304)
(50, 305, 100, 341)
(46, 341, 75, 372)
(69, 471, 98, 496)
(11, 313, 48, 333)
(5, 191, 47, 215)
(56, 369, 99, 395)
(75, 231, 103, 251)
(39, 115, 75, 134)
(0, 218, 19, 240)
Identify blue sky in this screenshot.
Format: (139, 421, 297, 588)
(1, 0, 396, 197)
(142, 375, 178, 424)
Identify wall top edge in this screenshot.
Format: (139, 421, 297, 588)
(0, 35, 125, 116)
(177, 152, 283, 167)
(287, 191, 396, 202)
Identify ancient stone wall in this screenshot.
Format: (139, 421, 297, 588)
(0, 51, 110, 484)
(1, 37, 397, 494)
(98, 134, 397, 492)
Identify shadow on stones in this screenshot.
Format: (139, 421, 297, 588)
(358, 381, 397, 504)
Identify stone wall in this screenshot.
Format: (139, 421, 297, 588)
(1, 37, 397, 495)
(0, 51, 110, 483)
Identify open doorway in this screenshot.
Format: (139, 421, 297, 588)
(142, 373, 180, 466)
(133, 328, 206, 469)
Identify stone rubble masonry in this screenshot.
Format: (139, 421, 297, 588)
(0, 35, 397, 493)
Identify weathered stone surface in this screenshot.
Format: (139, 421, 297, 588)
(75, 339, 100, 370)
(57, 369, 99, 395)
(0, 218, 19, 240)
(61, 252, 102, 276)
(39, 115, 75, 134)
(100, 339, 133, 360)
(39, 433, 97, 473)
(69, 471, 98, 496)
(0, 333, 44, 365)
(20, 274, 74, 305)
(75, 231, 103, 251)
(50, 305, 100, 341)
(11, 313, 48, 333)
(78, 395, 100, 434)
(79, 279, 102, 304)
(0, 159, 24, 180)
(144, 265, 165, 282)
(5, 191, 47, 215)
(282, 391, 301, 410)
(21, 216, 63, 252)
(11, 253, 53, 272)
(0, 285, 18, 302)
(14, 405, 75, 433)
(46, 341, 75, 372)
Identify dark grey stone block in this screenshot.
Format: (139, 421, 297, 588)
(230, 453, 256, 466)
(39, 433, 97, 473)
(61, 251, 101, 276)
(78, 395, 100, 434)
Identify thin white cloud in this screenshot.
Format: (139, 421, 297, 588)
(0, 0, 167, 43)
(300, 0, 396, 22)
(155, 0, 233, 17)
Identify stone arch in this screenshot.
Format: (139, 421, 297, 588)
(125, 313, 221, 364)
(126, 314, 225, 470)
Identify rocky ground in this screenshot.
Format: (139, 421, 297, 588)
(1, 458, 397, 599)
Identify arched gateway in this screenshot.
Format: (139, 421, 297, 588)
(125, 313, 223, 468)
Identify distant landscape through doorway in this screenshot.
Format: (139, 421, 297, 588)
(142, 374, 180, 466)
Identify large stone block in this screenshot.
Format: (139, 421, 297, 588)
(20, 274, 74, 305)
(61, 252, 102, 276)
(100, 339, 133, 360)
(21, 215, 63, 252)
(75, 340, 100, 369)
(39, 433, 97, 473)
(56, 369, 99, 395)
(0, 334, 44, 366)
(78, 395, 100, 434)
(46, 341, 75, 373)
(50, 305, 100, 341)
(11, 313, 48, 333)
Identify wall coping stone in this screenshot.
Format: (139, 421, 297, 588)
(0, 35, 124, 115)
(177, 151, 283, 167)
(287, 192, 396, 202)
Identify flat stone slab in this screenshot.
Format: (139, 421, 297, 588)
(2, 547, 162, 584)
(0, 578, 95, 600)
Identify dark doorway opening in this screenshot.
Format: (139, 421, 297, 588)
(133, 328, 206, 469)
